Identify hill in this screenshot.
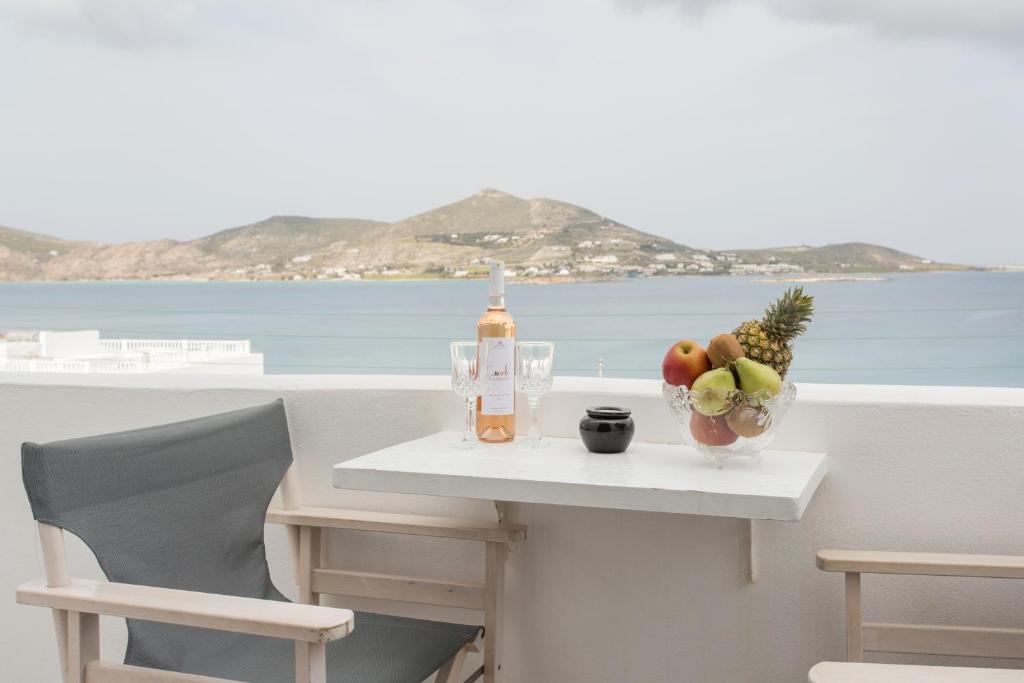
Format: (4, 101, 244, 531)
(0, 192, 967, 281)
(314, 188, 686, 275)
(0, 216, 384, 281)
(0, 224, 78, 281)
(0, 224, 74, 255)
(196, 216, 386, 263)
(731, 242, 963, 273)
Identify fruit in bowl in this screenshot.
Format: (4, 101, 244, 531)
(664, 377, 796, 466)
(733, 287, 814, 378)
(706, 333, 744, 369)
(690, 413, 738, 446)
(661, 340, 712, 389)
(660, 288, 813, 466)
(690, 368, 736, 416)
(734, 357, 782, 398)
(725, 405, 769, 438)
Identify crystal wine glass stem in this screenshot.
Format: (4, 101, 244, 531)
(464, 397, 476, 444)
(527, 395, 541, 446)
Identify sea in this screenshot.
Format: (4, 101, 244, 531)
(1, 271, 1022, 387)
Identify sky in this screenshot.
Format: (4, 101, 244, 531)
(1, 0, 1022, 266)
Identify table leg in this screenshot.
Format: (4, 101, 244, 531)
(494, 501, 508, 525)
(745, 519, 758, 583)
(485, 541, 506, 683)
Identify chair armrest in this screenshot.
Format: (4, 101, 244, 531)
(816, 549, 1024, 579)
(17, 578, 354, 643)
(267, 506, 526, 544)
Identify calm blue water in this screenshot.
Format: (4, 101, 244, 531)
(1, 272, 1022, 386)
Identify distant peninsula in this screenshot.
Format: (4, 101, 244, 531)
(0, 188, 971, 283)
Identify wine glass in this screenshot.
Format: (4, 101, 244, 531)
(516, 341, 555, 448)
(450, 341, 486, 448)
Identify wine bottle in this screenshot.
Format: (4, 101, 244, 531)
(476, 261, 516, 443)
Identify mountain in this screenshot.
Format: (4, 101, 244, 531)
(0, 224, 79, 281)
(315, 188, 685, 274)
(195, 216, 386, 263)
(0, 224, 74, 254)
(730, 243, 950, 273)
(0, 216, 384, 281)
(0, 191, 967, 282)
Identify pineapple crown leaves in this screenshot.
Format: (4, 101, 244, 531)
(762, 287, 814, 341)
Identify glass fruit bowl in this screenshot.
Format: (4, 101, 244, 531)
(662, 381, 797, 467)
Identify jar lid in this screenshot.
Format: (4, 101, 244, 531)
(585, 406, 631, 419)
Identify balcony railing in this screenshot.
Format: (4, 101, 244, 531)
(0, 355, 183, 374)
(1, 339, 258, 374)
(98, 339, 251, 357)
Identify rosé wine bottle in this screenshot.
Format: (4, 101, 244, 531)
(476, 261, 516, 443)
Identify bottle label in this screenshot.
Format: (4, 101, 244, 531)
(481, 336, 515, 415)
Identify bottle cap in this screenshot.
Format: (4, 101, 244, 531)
(489, 261, 505, 297)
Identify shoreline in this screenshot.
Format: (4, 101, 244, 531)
(0, 267, 994, 286)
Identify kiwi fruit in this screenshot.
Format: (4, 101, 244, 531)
(725, 405, 769, 438)
(707, 333, 745, 369)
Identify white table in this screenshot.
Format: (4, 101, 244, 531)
(334, 431, 826, 521)
(333, 431, 828, 580)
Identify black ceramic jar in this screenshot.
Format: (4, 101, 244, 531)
(579, 406, 635, 454)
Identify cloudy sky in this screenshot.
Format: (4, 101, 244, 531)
(1, 0, 1022, 265)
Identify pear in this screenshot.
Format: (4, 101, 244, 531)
(734, 357, 782, 398)
(689, 367, 736, 416)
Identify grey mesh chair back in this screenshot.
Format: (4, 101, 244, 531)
(22, 400, 293, 668)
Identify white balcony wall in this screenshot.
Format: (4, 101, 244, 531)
(2, 374, 1024, 682)
(39, 330, 102, 358)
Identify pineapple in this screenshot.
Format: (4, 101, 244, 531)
(733, 287, 814, 378)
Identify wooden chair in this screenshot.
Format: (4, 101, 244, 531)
(17, 401, 525, 683)
(810, 549, 1024, 682)
(267, 485, 525, 683)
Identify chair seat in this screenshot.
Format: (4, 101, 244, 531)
(810, 662, 1024, 683)
(132, 611, 481, 683)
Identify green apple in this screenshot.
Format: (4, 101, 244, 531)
(689, 367, 736, 416)
(734, 357, 782, 398)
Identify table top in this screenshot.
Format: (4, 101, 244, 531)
(333, 432, 828, 521)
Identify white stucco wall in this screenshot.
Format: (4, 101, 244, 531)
(2, 374, 1023, 682)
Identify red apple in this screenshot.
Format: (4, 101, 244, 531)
(690, 412, 739, 446)
(662, 340, 712, 388)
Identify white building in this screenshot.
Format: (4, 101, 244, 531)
(0, 330, 263, 375)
